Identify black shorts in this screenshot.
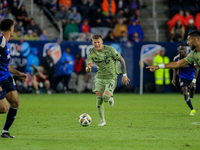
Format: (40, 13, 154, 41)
(179, 78, 195, 90)
(0, 76, 17, 100)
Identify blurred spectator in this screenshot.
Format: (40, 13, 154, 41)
(39, 29, 49, 41)
(49, 0, 57, 15)
(185, 19, 196, 36)
(59, 48, 74, 92)
(116, 0, 127, 13)
(79, 0, 91, 21)
(73, 51, 86, 93)
(184, 10, 194, 27)
(113, 17, 128, 38)
(68, 6, 82, 24)
(79, 19, 93, 41)
(55, 4, 70, 28)
(19, 21, 25, 35)
(2, 0, 9, 12)
(64, 18, 79, 40)
(167, 10, 184, 33)
(59, 0, 72, 8)
(118, 31, 129, 42)
(25, 47, 39, 74)
(24, 30, 33, 40)
(76, 33, 87, 42)
(32, 66, 51, 94)
(11, 0, 18, 17)
(13, 29, 22, 40)
(0, 8, 6, 20)
(14, 19, 21, 32)
(153, 47, 170, 93)
(128, 18, 144, 42)
(195, 13, 200, 30)
(90, 7, 109, 27)
(130, 32, 140, 42)
(129, 0, 139, 17)
(6, 8, 15, 20)
(102, 0, 116, 17)
(104, 30, 117, 41)
(16, 5, 29, 27)
(170, 20, 185, 42)
(42, 49, 55, 91)
(26, 18, 42, 36)
(32, 30, 39, 40)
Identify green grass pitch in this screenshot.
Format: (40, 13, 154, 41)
(0, 93, 200, 150)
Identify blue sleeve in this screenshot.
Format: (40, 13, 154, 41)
(0, 36, 6, 55)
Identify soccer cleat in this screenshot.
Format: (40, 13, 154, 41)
(97, 120, 106, 126)
(36, 90, 40, 94)
(190, 109, 196, 115)
(1, 132, 15, 138)
(108, 96, 114, 107)
(47, 90, 52, 94)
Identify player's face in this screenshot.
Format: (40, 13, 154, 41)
(92, 38, 103, 51)
(187, 35, 196, 50)
(178, 46, 187, 56)
(10, 25, 14, 37)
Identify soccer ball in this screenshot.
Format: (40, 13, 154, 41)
(79, 113, 92, 126)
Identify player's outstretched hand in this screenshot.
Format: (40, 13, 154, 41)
(146, 66, 159, 72)
(171, 79, 176, 86)
(18, 72, 28, 82)
(122, 76, 130, 86)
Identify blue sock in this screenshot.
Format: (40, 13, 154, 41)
(3, 106, 18, 131)
(185, 96, 194, 110)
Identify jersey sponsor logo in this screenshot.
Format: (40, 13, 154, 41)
(43, 43, 61, 64)
(141, 44, 162, 65)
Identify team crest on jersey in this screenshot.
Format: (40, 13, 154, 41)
(180, 82, 184, 86)
(104, 55, 110, 64)
(43, 43, 61, 64)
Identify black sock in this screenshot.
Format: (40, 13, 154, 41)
(3, 106, 18, 131)
(185, 97, 194, 110)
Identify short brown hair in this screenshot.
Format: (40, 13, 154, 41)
(92, 34, 102, 40)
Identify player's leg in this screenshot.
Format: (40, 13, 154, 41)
(96, 91, 106, 126)
(189, 86, 195, 98)
(93, 78, 106, 126)
(189, 86, 196, 115)
(0, 98, 9, 114)
(1, 90, 19, 138)
(102, 79, 116, 107)
(32, 75, 39, 94)
(181, 86, 195, 115)
(44, 80, 51, 94)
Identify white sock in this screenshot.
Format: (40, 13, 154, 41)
(2, 130, 8, 133)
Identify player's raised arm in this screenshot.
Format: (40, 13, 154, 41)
(171, 68, 178, 86)
(146, 59, 189, 72)
(118, 56, 130, 85)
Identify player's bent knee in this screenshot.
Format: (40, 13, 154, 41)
(10, 99, 20, 108)
(102, 94, 111, 102)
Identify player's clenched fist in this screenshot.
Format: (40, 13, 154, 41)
(86, 62, 93, 73)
